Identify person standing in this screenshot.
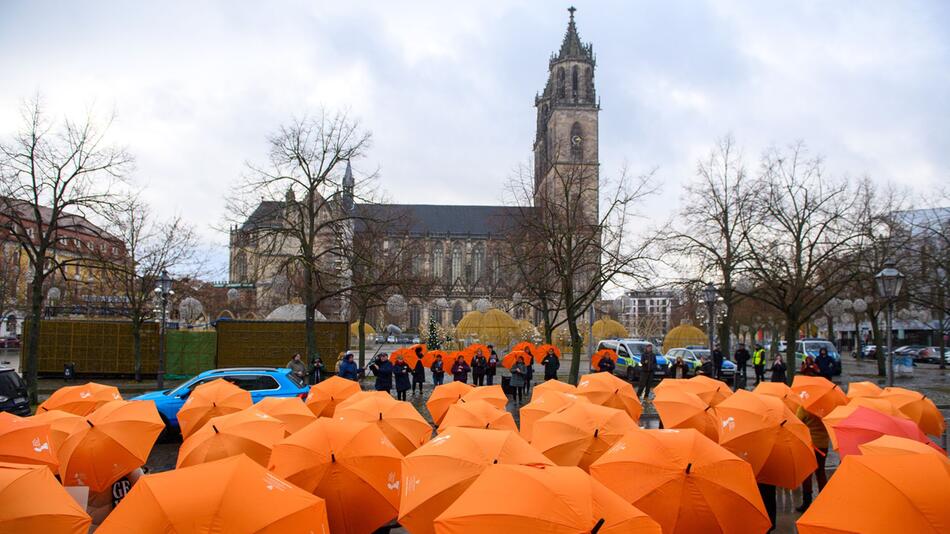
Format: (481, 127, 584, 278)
(393, 355, 411, 401)
(370, 354, 393, 392)
(286, 353, 306, 382)
(795, 405, 829, 512)
(712, 345, 724, 380)
(770, 354, 787, 383)
(800, 355, 820, 377)
(471, 350, 488, 386)
(411, 358, 426, 395)
(87, 467, 145, 528)
(815, 347, 834, 381)
(451, 355, 470, 384)
(670, 356, 689, 379)
(637, 344, 657, 400)
(752, 344, 767, 385)
(734, 343, 750, 383)
(698, 355, 714, 376)
(309, 355, 324, 385)
(597, 354, 616, 374)
(541, 348, 560, 381)
(509, 356, 527, 404)
(523, 350, 534, 396)
(430, 354, 445, 386)
(486, 347, 499, 386)
(338, 353, 359, 381)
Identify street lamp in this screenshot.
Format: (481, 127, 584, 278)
(703, 283, 718, 354)
(852, 298, 868, 358)
(154, 270, 174, 389)
(875, 260, 904, 387)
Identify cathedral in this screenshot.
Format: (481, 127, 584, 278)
(229, 9, 600, 332)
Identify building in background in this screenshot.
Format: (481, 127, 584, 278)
(618, 289, 675, 340)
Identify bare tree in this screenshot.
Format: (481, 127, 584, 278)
(228, 111, 373, 365)
(0, 98, 131, 402)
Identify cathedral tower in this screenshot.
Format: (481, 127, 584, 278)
(533, 7, 599, 214)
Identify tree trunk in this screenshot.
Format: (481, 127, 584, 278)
(132, 318, 142, 383)
(826, 313, 836, 350)
(358, 312, 367, 368)
(24, 273, 45, 405)
(784, 319, 799, 385)
(567, 315, 583, 385)
(869, 309, 886, 377)
(718, 305, 733, 360)
(937, 303, 946, 370)
(304, 268, 319, 365)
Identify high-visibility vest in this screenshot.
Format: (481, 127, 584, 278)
(752, 349, 766, 365)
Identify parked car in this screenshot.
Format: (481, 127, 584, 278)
(918, 346, 950, 364)
(794, 339, 842, 375)
(411, 337, 421, 344)
(665, 348, 736, 378)
(386, 335, 396, 343)
(134, 367, 309, 432)
(860, 345, 878, 359)
(0, 367, 30, 416)
(892, 345, 927, 362)
(0, 336, 19, 349)
(592, 339, 669, 381)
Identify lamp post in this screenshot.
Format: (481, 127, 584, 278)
(154, 270, 174, 389)
(937, 267, 947, 371)
(703, 283, 718, 354)
(852, 298, 868, 358)
(875, 260, 904, 387)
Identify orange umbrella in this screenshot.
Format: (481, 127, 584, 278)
(847, 380, 883, 400)
(575, 371, 643, 422)
(390, 347, 420, 368)
(535, 344, 561, 359)
(177, 408, 285, 468)
(879, 386, 946, 436)
(463, 344, 491, 363)
(448, 350, 472, 365)
(652, 389, 719, 441)
(590, 429, 771, 534)
(58, 400, 164, 492)
(460, 385, 508, 410)
(98, 455, 329, 533)
(409, 343, 428, 354)
(716, 390, 816, 488)
(590, 348, 618, 371)
(433, 464, 662, 533)
(398, 427, 553, 534)
(176, 378, 252, 439)
(511, 341, 535, 354)
(654, 377, 732, 407)
(437, 400, 518, 433)
(0, 461, 90, 533)
(531, 378, 577, 401)
(422, 349, 448, 367)
(305, 375, 362, 417)
(268, 417, 402, 534)
(821, 397, 909, 449)
(0, 413, 58, 469)
(530, 402, 638, 471)
(501, 350, 531, 369)
(859, 435, 950, 466)
(426, 381, 475, 425)
(37, 382, 122, 416)
(27, 409, 86, 453)
(519, 391, 589, 442)
(753, 381, 801, 413)
(252, 396, 316, 435)
(334, 390, 394, 412)
(791, 375, 847, 418)
(335, 394, 432, 455)
(797, 453, 950, 534)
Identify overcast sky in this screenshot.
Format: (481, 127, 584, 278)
(1, 1, 948, 276)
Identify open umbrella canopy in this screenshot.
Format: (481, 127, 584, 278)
(390, 347, 420, 368)
(535, 344, 560, 360)
(449, 350, 472, 366)
(752, 382, 801, 413)
(654, 377, 732, 407)
(37, 382, 122, 416)
(652, 389, 719, 442)
(422, 350, 448, 367)
(520, 391, 589, 442)
(846, 380, 883, 400)
(335, 391, 392, 411)
(590, 349, 618, 371)
(821, 398, 909, 450)
(590, 429, 770, 534)
(177, 379, 252, 439)
(399, 427, 552, 534)
(511, 341, 535, 354)
(501, 350, 531, 369)
(0, 461, 90, 534)
(305, 375, 362, 417)
(0, 413, 58, 469)
(335, 394, 432, 455)
(829, 406, 944, 457)
(253, 396, 317, 435)
(716, 390, 816, 489)
(797, 453, 950, 534)
(878, 386, 946, 437)
(460, 385, 508, 410)
(99, 455, 329, 534)
(530, 402, 638, 472)
(27, 410, 86, 453)
(427, 381, 475, 425)
(463, 344, 491, 363)
(437, 400, 518, 433)
(531, 379, 577, 401)
(791, 375, 847, 418)
(268, 417, 402, 534)
(177, 408, 286, 468)
(858, 435, 950, 467)
(58, 400, 164, 492)
(575, 372, 643, 422)
(433, 464, 661, 534)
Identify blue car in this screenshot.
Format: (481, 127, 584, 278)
(134, 367, 309, 430)
(665, 348, 737, 377)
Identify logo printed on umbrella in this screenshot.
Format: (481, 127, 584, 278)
(32, 437, 49, 453)
(429, 434, 452, 447)
(578, 380, 590, 389)
(721, 417, 736, 432)
(80, 392, 92, 399)
(609, 441, 627, 454)
(404, 474, 421, 495)
(112, 393, 121, 399)
(263, 473, 291, 492)
(798, 391, 810, 400)
(386, 472, 400, 491)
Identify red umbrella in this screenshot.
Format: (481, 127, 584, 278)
(831, 406, 945, 457)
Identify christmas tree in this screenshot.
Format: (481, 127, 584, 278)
(424, 316, 447, 350)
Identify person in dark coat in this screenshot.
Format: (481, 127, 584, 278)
(471, 350, 488, 386)
(712, 345, 724, 380)
(541, 348, 560, 381)
(393, 355, 411, 401)
(486, 347, 499, 386)
(669, 356, 689, 379)
(800, 355, 820, 377)
(597, 355, 616, 374)
(430, 354, 445, 386)
(637, 344, 657, 400)
(509, 356, 527, 404)
(286, 353, 307, 382)
(451, 356, 471, 384)
(411, 359, 426, 395)
(815, 348, 835, 381)
(370, 354, 393, 392)
(698, 356, 714, 377)
(338, 353, 359, 381)
(309, 355, 324, 385)
(770, 354, 787, 383)
(733, 343, 750, 382)
(522, 348, 534, 396)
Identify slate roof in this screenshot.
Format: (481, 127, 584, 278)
(356, 203, 523, 238)
(241, 201, 285, 231)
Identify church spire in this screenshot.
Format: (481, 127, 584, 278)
(341, 159, 355, 212)
(553, 6, 594, 65)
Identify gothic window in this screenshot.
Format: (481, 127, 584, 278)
(411, 254, 422, 277)
(491, 256, 500, 286)
(234, 253, 248, 282)
(451, 244, 464, 282)
(471, 245, 485, 284)
(431, 308, 444, 325)
(570, 122, 583, 162)
(557, 67, 565, 98)
(452, 302, 464, 325)
(571, 65, 579, 100)
(585, 67, 594, 102)
(432, 245, 444, 278)
(409, 304, 421, 330)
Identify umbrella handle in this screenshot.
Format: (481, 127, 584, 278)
(591, 518, 606, 534)
(814, 447, 826, 457)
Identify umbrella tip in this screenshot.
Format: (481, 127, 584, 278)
(780, 419, 787, 427)
(686, 462, 692, 474)
(591, 517, 606, 534)
(493, 459, 498, 464)
(86, 420, 94, 428)
(331, 452, 336, 463)
(379, 413, 383, 421)
(594, 428, 600, 438)
(212, 425, 219, 433)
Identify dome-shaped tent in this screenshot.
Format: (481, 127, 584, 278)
(265, 304, 326, 321)
(350, 322, 376, 338)
(592, 318, 628, 340)
(662, 322, 707, 353)
(453, 309, 519, 348)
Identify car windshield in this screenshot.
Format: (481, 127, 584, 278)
(804, 341, 837, 356)
(166, 377, 201, 396)
(285, 372, 304, 388)
(692, 350, 710, 359)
